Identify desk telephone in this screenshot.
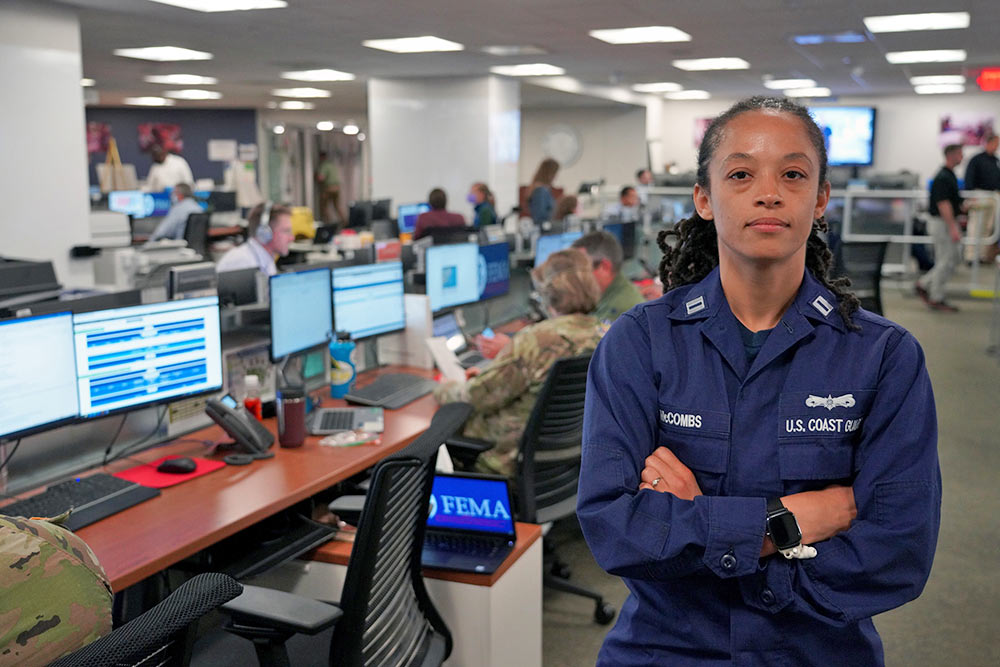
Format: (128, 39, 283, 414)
(205, 394, 275, 464)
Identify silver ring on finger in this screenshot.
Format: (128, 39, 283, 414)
(651, 477, 661, 488)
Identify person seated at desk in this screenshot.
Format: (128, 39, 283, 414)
(143, 144, 194, 193)
(146, 183, 202, 242)
(602, 185, 641, 222)
(216, 202, 294, 276)
(468, 182, 497, 228)
(0, 514, 112, 665)
(571, 230, 645, 324)
(434, 249, 605, 477)
(413, 188, 466, 240)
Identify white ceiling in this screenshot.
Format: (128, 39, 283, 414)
(57, 0, 1000, 112)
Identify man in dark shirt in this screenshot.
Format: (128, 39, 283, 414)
(916, 143, 966, 311)
(413, 188, 466, 240)
(964, 132, 1000, 191)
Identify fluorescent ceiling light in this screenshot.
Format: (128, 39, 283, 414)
(910, 75, 965, 85)
(144, 74, 217, 85)
(342, 124, 360, 136)
(281, 68, 355, 82)
(148, 0, 287, 11)
(113, 46, 213, 61)
(864, 12, 969, 33)
(632, 82, 683, 93)
(764, 78, 816, 90)
(672, 57, 750, 71)
(784, 87, 832, 97)
(589, 26, 691, 45)
(886, 50, 966, 64)
(271, 87, 331, 98)
(482, 45, 546, 56)
(316, 121, 334, 131)
(278, 100, 315, 110)
(272, 125, 285, 135)
(793, 31, 866, 45)
(124, 96, 175, 106)
(164, 89, 222, 100)
(362, 36, 463, 53)
(915, 84, 965, 95)
(665, 90, 711, 100)
(81, 78, 96, 87)
(490, 63, 565, 77)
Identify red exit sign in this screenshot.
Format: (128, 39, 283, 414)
(977, 68, 1000, 91)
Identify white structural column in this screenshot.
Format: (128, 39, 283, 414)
(368, 77, 520, 221)
(0, 1, 91, 287)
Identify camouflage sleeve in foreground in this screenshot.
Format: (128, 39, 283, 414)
(0, 515, 112, 666)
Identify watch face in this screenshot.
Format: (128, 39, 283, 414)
(768, 512, 802, 550)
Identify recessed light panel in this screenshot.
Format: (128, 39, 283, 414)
(271, 87, 331, 98)
(148, 0, 287, 12)
(316, 121, 335, 131)
(589, 26, 692, 45)
(144, 74, 218, 85)
(886, 50, 966, 64)
(793, 31, 866, 45)
(281, 69, 355, 82)
(665, 90, 711, 100)
(362, 36, 464, 53)
(910, 75, 965, 85)
(632, 82, 683, 93)
(482, 45, 547, 56)
(864, 12, 969, 33)
(342, 124, 360, 136)
(124, 97, 175, 106)
(764, 78, 816, 90)
(278, 101, 315, 110)
(672, 58, 750, 71)
(164, 89, 222, 100)
(490, 63, 565, 77)
(81, 78, 96, 87)
(914, 84, 965, 95)
(784, 87, 832, 98)
(113, 46, 213, 61)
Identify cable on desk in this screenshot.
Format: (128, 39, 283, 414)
(104, 407, 169, 467)
(101, 413, 131, 466)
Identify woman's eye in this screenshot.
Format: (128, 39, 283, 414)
(785, 170, 806, 179)
(728, 170, 750, 180)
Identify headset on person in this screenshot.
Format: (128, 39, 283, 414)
(255, 201, 274, 244)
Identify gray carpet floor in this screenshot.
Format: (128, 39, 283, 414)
(541, 268, 1000, 666)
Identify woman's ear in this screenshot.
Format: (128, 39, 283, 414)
(693, 183, 714, 221)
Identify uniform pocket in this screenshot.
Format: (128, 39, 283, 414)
(657, 404, 731, 494)
(777, 389, 874, 481)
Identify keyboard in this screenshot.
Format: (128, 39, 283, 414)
(424, 533, 509, 557)
(345, 373, 437, 410)
(2, 473, 161, 531)
(318, 410, 356, 431)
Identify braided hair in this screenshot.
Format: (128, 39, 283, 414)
(657, 96, 860, 330)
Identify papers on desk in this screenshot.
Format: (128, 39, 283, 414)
(426, 336, 467, 383)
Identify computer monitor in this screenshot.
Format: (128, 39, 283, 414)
(269, 268, 333, 361)
(601, 222, 637, 260)
(348, 201, 374, 228)
(108, 190, 176, 219)
(534, 231, 583, 266)
(398, 203, 430, 234)
(478, 242, 510, 300)
(72, 296, 224, 419)
(426, 243, 480, 312)
(332, 262, 405, 340)
(207, 190, 237, 212)
(808, 106, 876, 168)
(167, 262, 217, 300)
(3, 289, 142, 319)
(216, 267, 260, 306)
(371, 198, 391, 221)
(0, 312, 80, 440)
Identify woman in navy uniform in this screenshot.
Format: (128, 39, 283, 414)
(578, 97, 941, 666)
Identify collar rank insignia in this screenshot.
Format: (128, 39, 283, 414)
(811, 295, 833, 317)
(685, 295, 706, 315)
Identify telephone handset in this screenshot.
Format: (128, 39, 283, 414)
(205, 395, 275, 460)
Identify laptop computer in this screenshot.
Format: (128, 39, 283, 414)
(307, 406, 384, 435)
(421, 472, 517, 574)
(431, 312, 489, 369)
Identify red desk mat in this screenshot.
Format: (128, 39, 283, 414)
(114, 456, 225, 489)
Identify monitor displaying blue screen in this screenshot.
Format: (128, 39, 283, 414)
(270, 268, 333, 360)
(72, 296, 223, 419)
(108, 190, 200, 219)
(428, 474, 515, 536)
(478, 242, 510, 300)
(426, 243, 480, 312)
(602, 223, 623, 244)
(332, 261, 405, 340)
(0, 313, 80, 439)
(534, 231, 583, 266)
(398, 203, 430, 233)
(809, 106, 876, 167)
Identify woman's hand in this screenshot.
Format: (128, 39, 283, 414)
(638, 446, 703, 501)
(475, 332, 510, 359)
(761, 485, 857, 556)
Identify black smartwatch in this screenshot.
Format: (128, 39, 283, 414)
(765, 497, 802, 554)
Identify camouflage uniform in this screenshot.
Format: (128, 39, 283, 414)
(435, 313, 605, 476)
(0, 515, 112, 666)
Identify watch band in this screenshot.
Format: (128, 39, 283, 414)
(766, 496, 785, 516)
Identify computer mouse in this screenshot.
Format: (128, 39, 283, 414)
(157, 457, 197, 474)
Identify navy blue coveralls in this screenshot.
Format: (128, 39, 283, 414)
(579, 267, 941, 666)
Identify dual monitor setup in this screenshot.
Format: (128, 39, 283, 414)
(533, 221, 637, 267)
(108, 189, 237, 219)
(346, 200, 430, 236)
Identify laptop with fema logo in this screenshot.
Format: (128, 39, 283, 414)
(421, 472, 516, 574)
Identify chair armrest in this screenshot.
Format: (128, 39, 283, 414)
(445, 436, 495, 470)
(222, 584, 342, 636)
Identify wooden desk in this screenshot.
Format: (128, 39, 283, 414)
(67, 366, 437, 591)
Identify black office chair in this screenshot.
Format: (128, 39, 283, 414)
(446, 354, 616, 625)
(52, 573, 242, 667)
(836, 241, 888, 315)
(427, 226, 479, 245)
(210, 402, 473, 667)
(183, 213, 211, 258)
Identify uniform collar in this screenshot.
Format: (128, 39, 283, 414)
(667, 265, 845, 332)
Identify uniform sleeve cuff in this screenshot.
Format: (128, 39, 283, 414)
(702, 496, 767, 578)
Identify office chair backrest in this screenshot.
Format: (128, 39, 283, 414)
(371, 219, 399, 240)
(516, 354, 592, 525)
(332, 402, 472, 667)
(428, 226, 479, 245)
(183, 212, 211, 258)
(838, 241, 887, 315)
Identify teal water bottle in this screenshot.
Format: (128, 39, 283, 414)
(330, 331, 356, 398)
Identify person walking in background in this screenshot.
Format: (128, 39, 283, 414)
(916, 144, 966, 312)
(144, 144, 193, 192)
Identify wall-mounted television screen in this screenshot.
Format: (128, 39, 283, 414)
(809, 106, 876, 167)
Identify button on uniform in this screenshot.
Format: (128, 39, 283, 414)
(720, 551, 737, 570)
(760, 588, 776, 605)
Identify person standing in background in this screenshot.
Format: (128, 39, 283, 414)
(962, 132, 1000, 263)
(144, 144, 193, 192)
(528, 158, 560, 224)
(315, 150, 345, 225)
(636, 167, 654, 206)
(468, 182, 497, 227)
